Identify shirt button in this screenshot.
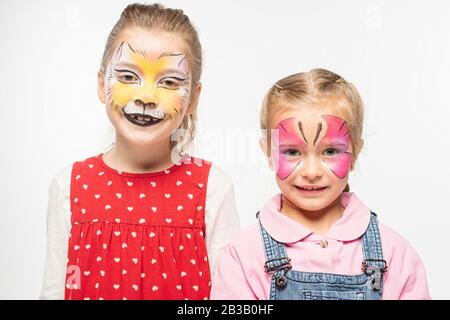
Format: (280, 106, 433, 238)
(319, 239, 328, 248)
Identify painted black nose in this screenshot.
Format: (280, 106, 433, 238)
(135, 99, 157, 110)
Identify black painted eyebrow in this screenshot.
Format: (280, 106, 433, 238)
(158, 52, 184, 60)
(298, 121, 309, 144)
(313, 122, 323, 146)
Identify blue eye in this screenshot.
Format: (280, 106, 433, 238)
(283, 149, 301, 157)
(323, 148, 337, 156)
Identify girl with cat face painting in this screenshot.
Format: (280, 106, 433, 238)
(40, 3, 240, 300)
(211, 69, 430, 300)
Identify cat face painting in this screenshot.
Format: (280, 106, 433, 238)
(101, 29, 194, 146)
(107, 41, 190, 126)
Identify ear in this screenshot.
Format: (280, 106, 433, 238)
(259, 136, 275, 170)
(97, 70, 106, 104)
(186, 82, 202, 116)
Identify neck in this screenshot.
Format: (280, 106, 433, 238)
(280, 194, 345, 236)
(103, 133, 178, 173)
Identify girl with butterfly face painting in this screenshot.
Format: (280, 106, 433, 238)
(40, 3, 240, 300)
(211, 69, 430, 300)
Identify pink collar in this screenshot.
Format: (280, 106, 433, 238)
(259, 192, 371, 243)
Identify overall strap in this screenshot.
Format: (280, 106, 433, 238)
(257, 212, 292, 290)
(361, 212, 388, 291)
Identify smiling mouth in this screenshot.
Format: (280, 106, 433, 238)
(296, 185, 328, 194)
(123, 111, 164, 127)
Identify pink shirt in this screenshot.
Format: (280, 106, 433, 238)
(211, 192, 430, 300)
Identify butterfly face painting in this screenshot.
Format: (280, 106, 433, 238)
(271, 115, 352, 180)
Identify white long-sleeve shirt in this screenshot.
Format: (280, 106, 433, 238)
(40, 162, 241, 300)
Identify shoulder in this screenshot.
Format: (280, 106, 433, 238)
(378, 222, 424, 266)
(207, 162, 233, 192)
(50, 155, 99, 194)
(224, 223, 263, 257)
(50, 165, 72, 195)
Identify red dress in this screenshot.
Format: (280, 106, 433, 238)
(65, 154, 212, 300)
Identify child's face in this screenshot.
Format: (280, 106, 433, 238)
(99, 28, 199, 146)
(267, 99, 353, 212)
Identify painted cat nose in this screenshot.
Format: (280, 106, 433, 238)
(135, 99, 157, 109)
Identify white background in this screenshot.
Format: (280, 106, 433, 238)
(1, 0, 449, 299)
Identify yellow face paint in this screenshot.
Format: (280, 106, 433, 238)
(106, 41, 190, 126)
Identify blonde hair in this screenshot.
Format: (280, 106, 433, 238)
(99, 3, 202, 153)
(260, 68, 364, 180)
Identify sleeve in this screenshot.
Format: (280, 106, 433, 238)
(381, 231, 431, 300)
(39, 169, 71, 300)
(210, 244, 258, 300)
(204, 164, 241, 277)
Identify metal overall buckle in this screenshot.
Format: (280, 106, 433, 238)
(264, 258, 292, 289)
(361, 259, 388, 291)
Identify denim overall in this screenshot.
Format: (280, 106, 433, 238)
(259, 212, 387, 300)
